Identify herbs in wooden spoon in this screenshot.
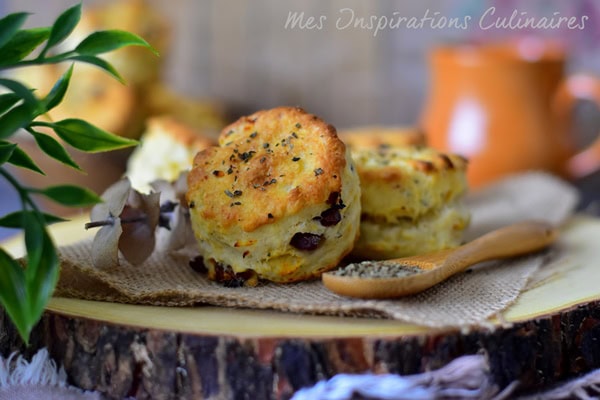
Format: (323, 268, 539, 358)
(323, 221, 557, 299)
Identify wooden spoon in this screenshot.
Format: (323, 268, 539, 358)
(322, 220, 558, 299)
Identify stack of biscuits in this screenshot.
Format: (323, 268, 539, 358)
(348, 144, 470, 260)
(185, 108, 470, 286)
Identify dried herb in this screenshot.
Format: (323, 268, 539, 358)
(333, 262, 422, 278)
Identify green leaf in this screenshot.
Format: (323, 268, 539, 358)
(23, 214, 59, 322)
(0, 248, 30, 342)
(8, 145, 44, 174)
(51, 118, 138, 152)
(30, 129, 81, 170)
(0, 141, 17, 164)
(0, 103, 34, 139)
(43, 64, 73, 111)
(42, 3, 81, 54)
(75, 29, 157, 56)
(27, 232, 58, 328)
(0, 210, 66, 228)
(0, 27, 51, 66)
(0, 12, 28, 49)
(38, 184, 102, 207)
(23, 212, 44, 270)
(0, 78, 42, 113)
(0, 92, 21, 115)
(66, 55, 124, 83)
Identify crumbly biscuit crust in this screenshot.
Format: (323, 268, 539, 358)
(350, 145, 470, 259)
(352, 146, 468, 221)
(189, 107, 347, 232)
(186, 107, 361, 283)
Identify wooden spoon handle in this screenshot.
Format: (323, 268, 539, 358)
(447, 220, 558, 271)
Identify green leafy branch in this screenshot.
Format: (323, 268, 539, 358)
(0, 4, 155, 343)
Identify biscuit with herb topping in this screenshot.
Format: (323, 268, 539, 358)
(187, 107, 361, 284)
(350, 145, 470, 259)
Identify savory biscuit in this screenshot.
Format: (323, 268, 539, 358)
(142, 83, 226, 138)
(187, 107, 361, 284)
(353, 146, 468, 222)
(353, 201, 471, 259)
(67, 0, 171, 86)
(339, 126, 426, 150)
(42, 66, 141, 138)
(350, 145, 470, 259)
(127, 116, 216, 192)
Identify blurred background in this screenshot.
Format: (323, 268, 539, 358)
(1, 0, 600, 240)
(6, 0, 600, 126)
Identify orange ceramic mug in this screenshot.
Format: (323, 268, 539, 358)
(421, 39, 600, 188)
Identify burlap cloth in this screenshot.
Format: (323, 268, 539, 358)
(54, 172, 579, 328)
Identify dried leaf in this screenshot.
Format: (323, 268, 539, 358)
(173, 171, 189, 206)
(118, 191, 160, 264)
(92, 221, 122, 269)
(90, 178, 131, 221)
(150, 173, 195, 252)
(170, 207, 196, 250)
(89, 178, 132, 268)
(150, 179, 175, 201)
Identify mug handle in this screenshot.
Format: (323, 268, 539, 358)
(554, 74, 600, 178)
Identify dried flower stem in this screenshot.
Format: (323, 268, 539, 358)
(85, 215, 147, 230)
(85, 201, 179, 230)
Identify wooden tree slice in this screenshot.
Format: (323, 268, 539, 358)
(1, 215, 600, 399)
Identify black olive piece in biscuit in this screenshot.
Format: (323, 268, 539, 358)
(187, 107, 361, 284)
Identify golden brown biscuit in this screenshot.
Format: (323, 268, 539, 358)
(68, 0, 171, 86)
(187, 107, 361, 284)
(353, 146, 468, 222)
(339, 126, 426, 150)
(47, 66, 142, 138)
(350, 145, 470, 259)
(11, 63, 140, 137)
(126, 116, 216, 192)
(352, 201, 471, 259)
(142, 83, 226, 139)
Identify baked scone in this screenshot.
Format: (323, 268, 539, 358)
(353, 146, 468, 221)
(11, 64, 141, 138)
(142, 82, 226, 138)
(59, 0, 171, 86)
(187, 107, 361, 284)
(357, 202, 470, 260)
(350, 145, 470, 259)
(339, 126, 426, 150)
(126, 116, 216, 192)
(49, 66, 142, 138)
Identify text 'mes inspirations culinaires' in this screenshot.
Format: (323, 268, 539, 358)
(285, 7, 588, 36)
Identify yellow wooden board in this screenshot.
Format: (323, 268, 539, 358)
(2, 213, 600, 338)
